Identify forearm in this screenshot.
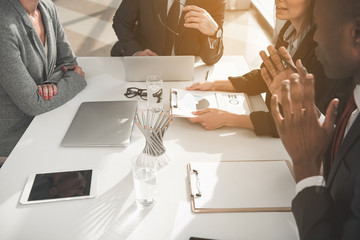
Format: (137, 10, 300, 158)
(212, 80, 237, 92)
(225, 114, 254, 130)
(16, 72, 86, 116)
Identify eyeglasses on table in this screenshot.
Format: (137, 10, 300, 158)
(124, 87, 147, 100)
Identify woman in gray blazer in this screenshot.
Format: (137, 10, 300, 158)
(0, 0, 87, 158)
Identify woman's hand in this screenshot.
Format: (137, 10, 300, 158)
(37, 83, 57, 100)
(188, 108, 229, 130)
(188, 108, 254, 130)
(186, 81, 216, 91)
(63, 65, 85, 78)
(260, 46, 307, 104)
(186, 80, 235, 92)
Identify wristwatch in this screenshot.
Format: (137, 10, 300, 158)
(211, 26, 223, 39)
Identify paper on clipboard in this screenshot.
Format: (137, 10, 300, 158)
(188, 160, 296, 213)
(170, 88, 251, 118)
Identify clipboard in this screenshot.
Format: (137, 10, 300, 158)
(187, 160, 296, 213)
(170, 88, 267, 118)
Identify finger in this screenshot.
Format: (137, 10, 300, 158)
(184, 16, 202, 25)
(261, 67, 272, 87)
(268, 46, 285, 72)
(192, 108, 210, 115)
(145, 49, 158, 56)
(271, 94, 283, 125)
(188, 116, 202, 123)
(68, 65, 77, 70)
(278, 46, 295, 65)
(37, 85, 43, 96)
(323, 98, 339, 135)
(259, 50, 277, 78)
(42, 85, 48, 100)
(47, 85, 54, 100)
(184, 22, 201, 30)
(183, 5, 203, 13)
(53, 84, 57, 95)
(296, 59, 308, 84)
(184, 11, 203, 20)
(303, 74, 316, 113)
(290, 75, 303, 120)
(281, 80, 292, 120)
(186, 83, 199, 90)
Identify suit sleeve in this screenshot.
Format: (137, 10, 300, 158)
(292, 179, 360, 240)
(199, 0, 225, 65)
(112, 0, 143, 55)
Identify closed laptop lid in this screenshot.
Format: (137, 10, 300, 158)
(123, 55, 194, 82)
(61, 101, 138, 147)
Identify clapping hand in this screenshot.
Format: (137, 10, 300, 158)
(271, 74, 338, 182)
(260, 46, 307, 105)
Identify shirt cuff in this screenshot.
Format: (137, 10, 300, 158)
(295, 176, 326, 195)
(208, 37, 219, 49)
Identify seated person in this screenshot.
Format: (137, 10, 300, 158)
(186, 0, 349, 135)
(0, 0, 87, 159)
(272, 0, 360, 237)
(111, 0, 225, 65)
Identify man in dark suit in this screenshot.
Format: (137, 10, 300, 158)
(270, 0, 360, 239)
(111, 0, 225, 65)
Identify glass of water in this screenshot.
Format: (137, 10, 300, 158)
(146, 75, 163, 112)
(132, 153, 157, 208)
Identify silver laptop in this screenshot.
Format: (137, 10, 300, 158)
(61, 101, 137, 147)
(123, 56, 194, 81)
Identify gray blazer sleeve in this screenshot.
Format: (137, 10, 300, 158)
(0, 1, 86, 117)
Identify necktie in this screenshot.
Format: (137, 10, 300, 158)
(164, 0, 180, 55)
(331, 93, 357, 165)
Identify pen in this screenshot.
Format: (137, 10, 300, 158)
(275, 50, 298, 73)
(205, 69, 209, 81)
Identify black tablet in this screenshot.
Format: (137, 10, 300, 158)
(20, 169, 98, 204)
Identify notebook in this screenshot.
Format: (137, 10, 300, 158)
(61, 101, 137, 147)
(123, 56, 194, 82)
(188, 160, 296, 213)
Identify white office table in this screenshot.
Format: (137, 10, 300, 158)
(0, 56, 298, 240)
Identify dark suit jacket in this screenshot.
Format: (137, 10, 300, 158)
(112, 0, 225, 65)
(229, 21, 350, 137)
(292, 106, 360, 240)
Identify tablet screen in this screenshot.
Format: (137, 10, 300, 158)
(26, 170, 93, 202)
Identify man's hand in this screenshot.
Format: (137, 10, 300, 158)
(260, 46, 308, 104)
(183, 5, 218, 37)
(271, 74, 338, 182)
(134, 49, 158, 56)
